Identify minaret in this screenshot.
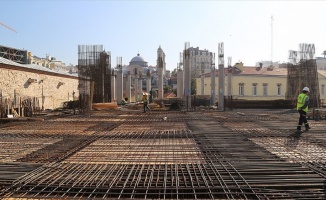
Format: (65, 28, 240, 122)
(157, 45, 166, 75)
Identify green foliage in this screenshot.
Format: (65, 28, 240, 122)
(164, 85, 173, 94)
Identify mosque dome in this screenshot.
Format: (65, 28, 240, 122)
(129, 53, 148, 68)
(130, 53, 146, 63)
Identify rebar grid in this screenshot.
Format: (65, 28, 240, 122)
(0, 109, 325, 199)
(63, 130, 204, 165)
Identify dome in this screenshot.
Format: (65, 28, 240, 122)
(130, 53, 146, 63)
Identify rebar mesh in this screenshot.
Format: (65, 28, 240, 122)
(0, 110, 325, 199)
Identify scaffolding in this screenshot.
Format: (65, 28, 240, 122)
(0, 45, 27, 64)
(286, 43, 320, 108)
(286, 59, 320, 108)
(78, 45, 112, 104)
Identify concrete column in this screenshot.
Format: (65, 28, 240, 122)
(184, 44, 191, 111)
(111, 70, 116, 101)
(201, 74, 205, 95)
(218, 42, 225, 111)
(146, 76, 151, 93)
(139, 78, 143, 95)
(126, 71, 131, 103)
(177, 68, 183, 98)
(134, 76, 138, 102)
(210, 58, 216, 106)
(227, 57, 232, 97)
(116, 57, 123, 104)
(116, 69, 123, 104)
(158, 57, 164, 99)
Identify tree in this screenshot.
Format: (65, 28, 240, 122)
(164, 85, 173, 94)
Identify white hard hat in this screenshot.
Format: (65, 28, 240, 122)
(303, 87, 310, 92)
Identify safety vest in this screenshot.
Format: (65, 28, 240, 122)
(297, 93, 308, 112)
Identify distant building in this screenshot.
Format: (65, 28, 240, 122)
(255, 61, 279, 68)
(0, 45, 73, 73)
(186, 47, 213, 75)
(29, 53, 68, 72)
(118, 46, 170, 101)
(195, 64, 326, 103)
(316, 57, 326, 70)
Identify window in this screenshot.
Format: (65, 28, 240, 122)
(239, 83, 244, 95)
(263, 83, 268, 96)
(322, 84, 325, 95)
(277, 83, 282, 96)
(252, 83, 257, 96)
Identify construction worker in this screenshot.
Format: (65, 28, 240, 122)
(121, 98, 127, 105)
(142, 93, 151, 113)
(296, 87, 311, 133)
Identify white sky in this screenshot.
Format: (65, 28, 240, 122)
(1, 0, 326, 70)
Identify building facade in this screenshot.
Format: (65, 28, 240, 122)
(196, 64, 326, 103)
(187, 47, 213, 75)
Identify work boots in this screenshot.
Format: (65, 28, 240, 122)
(304, 123, 311, 132)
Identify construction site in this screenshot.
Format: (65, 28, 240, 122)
(0, 44, 326, 199)
(0, 19, 325, 199)
(0, 108, 325, 199)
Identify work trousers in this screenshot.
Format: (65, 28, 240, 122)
(297, 110, 308, 130)
(143, 102, 150, 112)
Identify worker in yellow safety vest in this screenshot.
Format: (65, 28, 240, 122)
(142, 93, 151, 113)
(296, 87, 311, 133)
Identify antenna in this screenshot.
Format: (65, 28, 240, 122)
(271, 15, 273, 67)
(0, 21, 17, 33)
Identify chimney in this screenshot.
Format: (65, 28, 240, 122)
(256, 62, 263, 71)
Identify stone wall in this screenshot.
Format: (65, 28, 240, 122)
(0, 64, 85, 110)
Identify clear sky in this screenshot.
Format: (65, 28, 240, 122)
(1, 0, 326, 71)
